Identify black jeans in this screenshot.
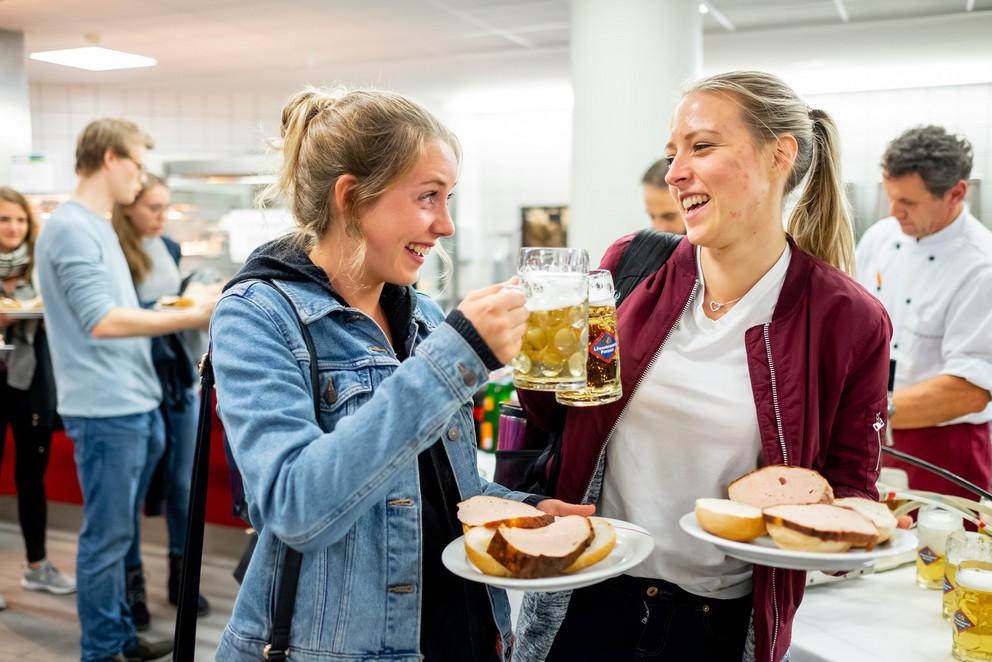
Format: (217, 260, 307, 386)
(0, 379, 53, 563)
(547, 574, 752, 662)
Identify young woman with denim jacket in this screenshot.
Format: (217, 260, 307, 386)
(0, 187, 76, 610)
(514, 72, 893, 662)
(210, 88, 591, 662)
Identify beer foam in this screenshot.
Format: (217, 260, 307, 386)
(589, 291, 615, 307)
(957, 567, 992, 593)
(523, 273, 587, 311)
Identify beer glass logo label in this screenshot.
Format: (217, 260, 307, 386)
(590, 332, 618, 363)
(919, 546, 940, 565)
(955, 609, 976, 633)
(944, 574, 955, 594)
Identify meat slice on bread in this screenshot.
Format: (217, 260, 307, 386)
(833, 497, 897, 545)
(728, 466, 834, 508)
(487, 515, 594, 578)
(456, 495, 554, 532)
(763, 504, 880, 552)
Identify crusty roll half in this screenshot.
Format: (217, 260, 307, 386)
(833, 497, 897, 545)
(695, 498, 766, 542)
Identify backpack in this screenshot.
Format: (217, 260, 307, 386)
(494, 230, 684, 496)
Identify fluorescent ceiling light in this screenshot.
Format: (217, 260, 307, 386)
(30, 47, 156, 71)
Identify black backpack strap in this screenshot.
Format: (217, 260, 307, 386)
(612, 229, 684, 305)
(172, 280, 320, 662)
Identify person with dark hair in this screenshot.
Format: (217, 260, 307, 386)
(515, 70, 891, 662)
(0, 187, 75, 611)
(641, 159, 685, 234)
(856, 125, 992, 499)
(35, 118, 215, 662)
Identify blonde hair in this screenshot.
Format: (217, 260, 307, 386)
(0, 186, 38, 276)
(258, 87, 459, 280)
(689, 71, 855, 275)
(75, 118, 154, 176)
(111, 173, 168, 284)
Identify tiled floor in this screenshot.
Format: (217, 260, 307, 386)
(0, 499, 247, 661)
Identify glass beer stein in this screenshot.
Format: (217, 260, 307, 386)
(953, 560, 992, 661)
(945, 532, 992, 620)
(511, 247, 590, 392)
(556, 270, 622, 407)
(917, 506, 964, 590)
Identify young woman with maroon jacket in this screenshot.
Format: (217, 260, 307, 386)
(514, 71, 893, 662)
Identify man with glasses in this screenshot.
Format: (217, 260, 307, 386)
(36, 119, 214, 662)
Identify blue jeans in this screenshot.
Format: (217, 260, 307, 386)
(124, 389, 197, 566)
(64, 410, 165, 662)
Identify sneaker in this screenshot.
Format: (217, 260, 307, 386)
(21, 559, 77, 595)
(122, 636, 173, 661)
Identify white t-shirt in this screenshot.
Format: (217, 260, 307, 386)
(855, 209, 992, 425)
(599, 244, 791, 598)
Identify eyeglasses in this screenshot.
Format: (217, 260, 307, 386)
(121, 154, 147, 175)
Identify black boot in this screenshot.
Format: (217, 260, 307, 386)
(125, 565, 150, 631)
(168, 554, 210, 617)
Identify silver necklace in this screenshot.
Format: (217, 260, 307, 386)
(707, 293, 743, 312)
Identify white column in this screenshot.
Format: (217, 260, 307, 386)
(0, 29, 31, 186)
(568, 0, 702, 263)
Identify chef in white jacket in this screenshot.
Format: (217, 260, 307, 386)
(856, 125, 992, 499)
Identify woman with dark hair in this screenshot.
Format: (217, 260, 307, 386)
(111, 174, 210, 627)
(515, 71, 892, 662)
(0, 187, 75, 610)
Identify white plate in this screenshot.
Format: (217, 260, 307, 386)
(442, 517, 654, 592)
(679, 512, 917, 571)
(0, 308, 44, 319)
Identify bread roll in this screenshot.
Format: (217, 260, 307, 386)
(833, 497, 897, 545)
(695, 498, 766, 542)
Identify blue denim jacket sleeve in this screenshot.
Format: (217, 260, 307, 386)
(212, 288, 512, 553)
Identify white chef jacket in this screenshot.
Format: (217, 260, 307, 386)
(855, 208, 992, 425)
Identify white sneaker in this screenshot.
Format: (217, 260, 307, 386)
(21, 560, 77, 595)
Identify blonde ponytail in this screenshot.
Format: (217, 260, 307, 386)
(788, 110, 855, 276)
(689, 71, 855, 275)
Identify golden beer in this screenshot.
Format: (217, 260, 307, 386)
(953, 561, 992, 661)
(513, 302, 589, 391)
(945, 532, 992, 620)
(557, 302, 622, 406)
(917, 507, 963, 590)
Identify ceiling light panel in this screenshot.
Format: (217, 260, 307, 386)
(29, 47, 157, 71)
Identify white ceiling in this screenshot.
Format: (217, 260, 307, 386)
(2, 0, 991, 89)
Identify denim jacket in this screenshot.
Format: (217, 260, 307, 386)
(211, 272, 528, 662)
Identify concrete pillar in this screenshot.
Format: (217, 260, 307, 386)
(0, 29, 31, 186)
(568, 0, 702, 263)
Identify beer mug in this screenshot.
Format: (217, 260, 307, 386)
(511, 248, 590, 392)
(953, 560, 992, 661)
(556, 270, 622, 407)
(945, 532, 992, 620)
(917, 506, 964, 590)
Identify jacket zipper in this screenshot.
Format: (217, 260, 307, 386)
(873, 412, 886, 471)
(582, 281, 699, 502)
(762, 322, 786, 662)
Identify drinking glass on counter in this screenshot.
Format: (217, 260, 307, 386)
(917, 506, 964, 590)
(945, 532, 992, 620)
(556, 269, 622, 407)
(511, 247, 590, 392)
(953, 560, 992, 661)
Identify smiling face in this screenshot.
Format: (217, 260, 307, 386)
(664, 91, 784, 249)
(357, 139, 457, 287)
(0, 200, 30, 253)
(124, 183, 170, 238)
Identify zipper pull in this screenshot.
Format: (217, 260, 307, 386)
(872, 412, 885, 433)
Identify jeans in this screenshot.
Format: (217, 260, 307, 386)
(124, 389, 197, 566)
(64, 410, 165, 661)
(546, 574, 752, 662)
